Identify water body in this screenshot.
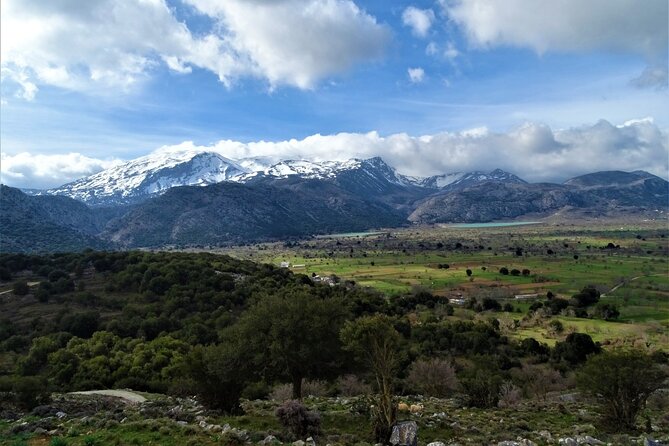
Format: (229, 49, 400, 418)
(449, 221, 541, 228)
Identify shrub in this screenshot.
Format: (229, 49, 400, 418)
(499, 267, 509, 275)
(13, 281, 29, 296)
(337, 375, 371, 396)
(498, 381, 522, 408)
(406, 358, 457, 397)
(510, 269, 521, 276)
(242, 381, 271, 400)
(275, 400, 321, 440)
(270, 383, 293, 401)
(50, 439, 68, 446)
(594, 303, 620, 320)
(553, 332, 600, 365)
(459, 365, 503, 408)
(302, 380, 329, 397)
(547, 319, 564, 335)
(577, 350, 667, 430)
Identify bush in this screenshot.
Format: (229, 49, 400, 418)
(302, 380, 329, 397)
(50, 438, 68, 446)
(270, 383, 293, 401)
(459, 364, 503, 408)
(577, 350, 667, 430)
(4, 376, 51, 409)
(13, 281, 29, 296)
(498, 381, 522, 408)
(337, 375, 371, 396)
(553, 332, 600, 365)
(275, 400, 321, 440)
(242, 381, 271, 400)
(406, 358, 457, 397)
(499, 267, 509, 275)
(594, 303, 620, 320)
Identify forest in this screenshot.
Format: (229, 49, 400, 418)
(0, 250, 666, 445)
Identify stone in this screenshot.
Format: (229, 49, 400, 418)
(559, 439, 578, 446)
(259, 435, 280, 445)
(33, 427, 47, 435)
(176, 420, 188, 426)
(293, 441, 306, 446)
(306, 437, 316, 446)
(644, 439, 661, 446)
(427, 442, 445, 446)
(576, 435, 604, 445)
(390, 421, 418, 446)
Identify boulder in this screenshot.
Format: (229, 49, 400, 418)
(390, 421, 418, 446)
(427, 442, 445, 446)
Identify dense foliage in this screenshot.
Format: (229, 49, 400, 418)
(0, 250, 665, 436)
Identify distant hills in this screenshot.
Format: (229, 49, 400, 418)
(3, 152, 667, 252)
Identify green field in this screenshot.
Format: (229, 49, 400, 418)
(212, 222, 669, 346)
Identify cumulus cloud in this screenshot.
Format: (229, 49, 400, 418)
(139, 119, 669, 183)
(444, 0, 669, 88)
(0, 0, 390, 98)
(0, 152, 122, 189)
(3, 120, 666, 189)
(402, 6, 435, 38)
(407, 67, 426, 83)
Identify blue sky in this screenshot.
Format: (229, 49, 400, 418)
(1, 0, 668, 188)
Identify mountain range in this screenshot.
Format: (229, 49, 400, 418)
(2, 151, 667, 252)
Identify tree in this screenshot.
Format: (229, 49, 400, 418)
(594, 303, 620, 320)
(341, 315, 403, 443)
(406, 358, 457, 397)
(553, 332, 600, 365)
(235, 288, 349, 399)
(577, 350, 666, 430)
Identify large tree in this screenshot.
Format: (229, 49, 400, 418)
(236, 286, 350, 399)
(577, 350, 667, 430)
(340, 315, 403, 443)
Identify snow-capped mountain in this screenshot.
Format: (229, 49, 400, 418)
(49, 150, 248, 205)
(45, 147, 526, 206)
(419, 169, 527, 190)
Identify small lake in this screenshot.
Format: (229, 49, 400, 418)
(448, 221, 541, 229)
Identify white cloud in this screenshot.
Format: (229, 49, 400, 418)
(0, 152, 122, 189)
(407, 67, 426, 83)
(3, 120, 666, 189)
(402, 6, 435, 38)
(444, 0, 668, 88)
(0, 0, 390, 98)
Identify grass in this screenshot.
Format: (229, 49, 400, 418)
(213, 223, 668, 346)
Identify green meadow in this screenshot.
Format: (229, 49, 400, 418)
(219, 222, 669, 346)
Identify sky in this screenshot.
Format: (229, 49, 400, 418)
(1, 0, 668, 189)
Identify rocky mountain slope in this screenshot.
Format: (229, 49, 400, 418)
(102, 180, 406, 247)
(0, 186, 112, 252)
(2, 152, 667, 252)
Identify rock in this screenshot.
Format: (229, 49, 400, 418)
(559, 439, 578, 446)
(31, 405, 59, 417)
(497, 441, 536, 446)
(176, 420, 188, 426)
(55, 411, 66, 419)
(293, 441, 306, 446)
(537, 431, 552, 441)
(427, 442, 445, 446)
(33, 427, 47, 435)
(576, 435, 604, 445)
(390, 421, 418, 446)
(306, 437, 316, 446)
(644, 439, 662, 446)
(259, 435, 280, 445)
